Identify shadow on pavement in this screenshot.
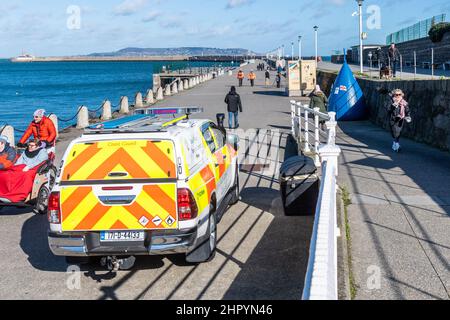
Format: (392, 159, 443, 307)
(252, 90, 286, 97)
(338, 121, 450, 299)
(222, 188, 314, 300)
(220, 131, 313, 300)
(20, 213, 172, 275)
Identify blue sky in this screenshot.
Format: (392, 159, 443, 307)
(0, 0, 449, 58)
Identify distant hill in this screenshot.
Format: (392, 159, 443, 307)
(89, 47, 257, 57)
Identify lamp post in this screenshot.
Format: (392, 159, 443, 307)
(282, 44, 285, 59)
(298, 35, 302, 60)
(314, 26, 318, 67)
(291, 42, 294, 60)
(357, 0, 364, 73)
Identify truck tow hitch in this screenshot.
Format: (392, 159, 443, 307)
(101, 256, 136, 271)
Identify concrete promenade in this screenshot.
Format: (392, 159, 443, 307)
(337, 121, 450, 300)
(319, 61, 450, 80)
(0, 63, 313, 299)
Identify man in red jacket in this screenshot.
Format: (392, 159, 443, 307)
(17, 109, 56, 149)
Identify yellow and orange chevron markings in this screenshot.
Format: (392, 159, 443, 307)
(59, 140, 178, 231)
(60, 185, 177, 231)
(62, 140, 176, 181)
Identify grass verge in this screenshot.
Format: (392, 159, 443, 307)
(341, 185, 357, 299)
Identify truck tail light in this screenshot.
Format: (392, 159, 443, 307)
(177, 188, 198, 221)
(48, 192, 61, 224)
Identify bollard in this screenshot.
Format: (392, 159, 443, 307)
(184, 79, 190, 89)
(164, 85, 171, 96)
(197, 76, 200, 84)
(189, 78, 194, 88)
(135, 92, 143, 108)
(145, 89, 155, 104)
(101, 100, 112, 120)
(156, 87, 164, 100)
(172, 82, 178, 94)
(1, 125, 15, 147)
(119, 96, 129, 114)
(178, 80, 184, 92)
(228, 70, 233, 76)
(77, 106, 90, 128)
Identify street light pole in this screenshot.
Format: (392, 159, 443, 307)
(298, 36, 302, 60)
(291, 42, 294, 60)
(314, 26, 318, 68)
(282, 45, 285, 59)
(357, 0, 364, 73)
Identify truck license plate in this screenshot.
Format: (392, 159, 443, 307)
(100, 231, 145, 242)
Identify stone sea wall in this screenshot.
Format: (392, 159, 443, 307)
(317, 70, 450, 152)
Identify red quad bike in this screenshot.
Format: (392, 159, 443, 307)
(0, 149, 57, 215)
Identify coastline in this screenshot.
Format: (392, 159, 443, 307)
(10, 55, 190, 62)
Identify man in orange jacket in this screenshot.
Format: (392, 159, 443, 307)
(237, 70, 245, 87)
(17, 109, 56, 149)
(248, 70, 256, 87)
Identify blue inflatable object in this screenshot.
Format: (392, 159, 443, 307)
(328, 54, 367, 121)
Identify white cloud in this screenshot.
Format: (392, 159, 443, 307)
(226, 0, 253, 9)
(142, 10, 162, 22)
(114, 0, 148, 16)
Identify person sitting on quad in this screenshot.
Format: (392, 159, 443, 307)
(17, 109, 56, 150)
(15, 140, 48, 172)
(0, 135, 17, 170)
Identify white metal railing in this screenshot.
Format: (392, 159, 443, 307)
(290, 100, 331, 166)
(290, 100, 342, 300)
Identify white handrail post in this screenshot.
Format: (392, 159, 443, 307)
(304, 108, 311, 153)
(290, 101, 296, 136)
(313, 107, 320, 167)
(326, 112, 337, 144)
(297, 106, 303, 146)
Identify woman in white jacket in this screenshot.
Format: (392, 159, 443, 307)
(15, 140, 48, 172)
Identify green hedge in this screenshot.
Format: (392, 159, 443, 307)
(429, 22, 450, 43)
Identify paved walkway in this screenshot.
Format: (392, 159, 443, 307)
(319, 61, 450, 80)
(337, 121, 450, 300)
(0, 62, 313, 299)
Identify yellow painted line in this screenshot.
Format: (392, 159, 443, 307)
(162, 115, 187, 127)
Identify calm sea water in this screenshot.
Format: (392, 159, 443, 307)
(0, 59, 234, 139)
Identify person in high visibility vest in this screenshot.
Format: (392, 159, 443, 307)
(237, 70, 245, 87)
(248, 70, 256, 87)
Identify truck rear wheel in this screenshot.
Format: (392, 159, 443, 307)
(186, 211, 217, 264)
(230, 169, 240, 205)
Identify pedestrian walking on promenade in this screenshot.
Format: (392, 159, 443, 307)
(237, 70, 245, 87)
(224, 86, 243, 129)
(309, 85, 328, 113)
(388, 43, 401, 78)
(388, 89, 411, 152)
(276, 72, 281, 88)
(248, 70, 256, 87)
(265, 70, 270, 86)
(309, 85, 328, 130)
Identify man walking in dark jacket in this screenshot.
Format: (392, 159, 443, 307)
(224, 86, 243, 129)
(388, 43, 401, 77)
